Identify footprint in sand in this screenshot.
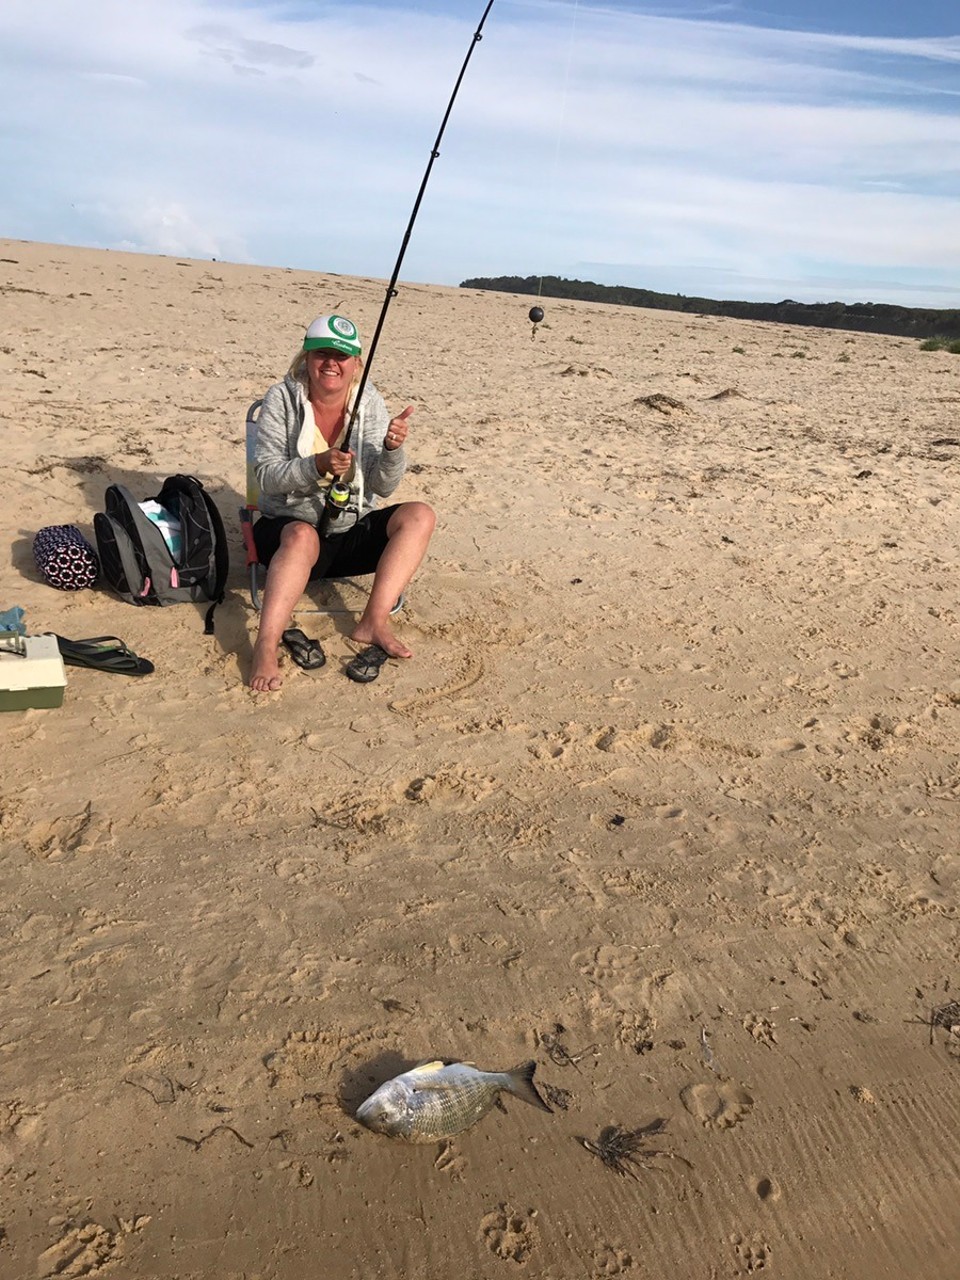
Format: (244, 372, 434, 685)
(0, 1099, 44, 1176)
(480, 1205, 539, 1265)
(592, 1243, 635, 1276)
(25, 803, 112, 859)
(742, 1014, 778, 1047)
(403, 768, 497, 812)
(38, 1222, 119, 1278)
(434, 1141, 467, 1180)
(529, 728, 576, 762)
(576, 943, 644, 982)
(614, 1010, 657, 1055)
(730, 1232, 772, 1274)
(681, 1080, 755, 1129)
(576, 946, 676, 1011)
(906, 850, 960, 914)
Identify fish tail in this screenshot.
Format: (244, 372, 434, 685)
(505, 1060, 553, 1113)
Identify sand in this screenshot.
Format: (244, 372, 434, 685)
(1, 238, 959, 1280)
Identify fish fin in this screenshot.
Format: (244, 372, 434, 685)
(505, 1060, 553, 1113)
(411, 1059, 456, 1073)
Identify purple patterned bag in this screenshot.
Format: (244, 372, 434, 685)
(33, 524, 100, 591)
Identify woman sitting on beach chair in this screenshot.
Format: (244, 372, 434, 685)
(248, 314, 435, 692)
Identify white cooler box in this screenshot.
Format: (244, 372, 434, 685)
(0, 634, 68, 711)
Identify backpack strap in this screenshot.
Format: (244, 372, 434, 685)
(157, 474, 230, 633)
(200, 486, 229, 608)
(191, 478, 229, 634)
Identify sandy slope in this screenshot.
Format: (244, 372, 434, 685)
(1, 238, 959, 1279)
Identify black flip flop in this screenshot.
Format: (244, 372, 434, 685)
(345, 644, 390, 684)
(52, 634, 155, 677)
(281, 628, 326, 671)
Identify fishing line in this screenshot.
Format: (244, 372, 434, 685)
(341, 0, 496, 451)
(530, 0, 580, 337)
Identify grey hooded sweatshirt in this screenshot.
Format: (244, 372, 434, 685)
(253, 373, 406, 525)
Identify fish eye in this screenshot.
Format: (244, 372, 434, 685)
(360, 1100, 392, 1125)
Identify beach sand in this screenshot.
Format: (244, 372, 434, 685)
(1, 238, 958, 1279)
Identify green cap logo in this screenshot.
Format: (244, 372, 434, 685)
(303, 314, 361, 356)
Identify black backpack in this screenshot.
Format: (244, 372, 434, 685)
(94, 475, 229, 634)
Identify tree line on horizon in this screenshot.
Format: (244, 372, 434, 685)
(459, 275, 960, 341)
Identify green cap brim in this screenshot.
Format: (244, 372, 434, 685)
(303, 336, 360, 356)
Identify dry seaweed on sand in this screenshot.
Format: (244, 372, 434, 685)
(541, 1083, 574, 1112)
(537, 1023, 598, 1071)
(931, 1000, 960, 1034)
(580, 1119, 692, 1179)
(910, 998, 960, 1048)
(930, 1001, 960, 1058)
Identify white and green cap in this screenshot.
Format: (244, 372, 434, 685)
(303, 314, 361, 356)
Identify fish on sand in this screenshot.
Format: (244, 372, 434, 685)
(355, 1058, 552, 1143)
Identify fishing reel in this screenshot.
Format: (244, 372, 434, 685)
(319, 479, 358, 538)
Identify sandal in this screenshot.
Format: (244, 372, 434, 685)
(52, 634, 154, 677)
(345, 644, 390, 684)
(281, 628, 326, 671)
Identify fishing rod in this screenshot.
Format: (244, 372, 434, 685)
(340, 0, 495, 454)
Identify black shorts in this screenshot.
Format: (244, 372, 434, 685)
(253, 507, 399, 581)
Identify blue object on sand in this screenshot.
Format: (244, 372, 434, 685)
(0, 606, 26, 636)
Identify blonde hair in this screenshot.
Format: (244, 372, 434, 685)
(289, 348, 365, 416)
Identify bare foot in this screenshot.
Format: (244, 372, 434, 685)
(351, 622, 412, 658)
(249, 639, 283, 691)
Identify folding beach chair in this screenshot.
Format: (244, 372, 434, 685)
(241, 399, 403, 615)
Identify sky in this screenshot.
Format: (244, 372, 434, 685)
(1, 0, 959, 307)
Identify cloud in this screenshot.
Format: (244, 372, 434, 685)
(185, 23, 315, 73)
(0, 0, 957, 304)
(75, 198, 251, 262)
(79, 71, 148, 88)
